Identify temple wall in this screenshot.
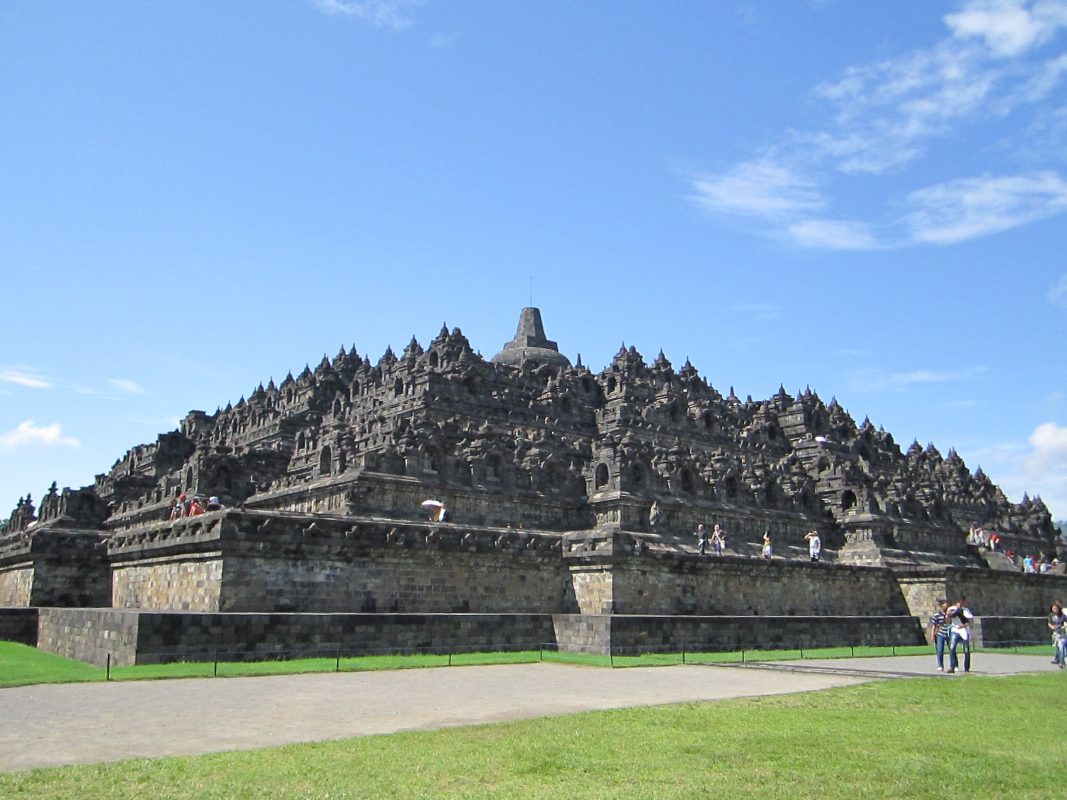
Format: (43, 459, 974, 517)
(606, 614, 925, 653)
(605, 556, 910, 617)
(568, 566, 614, 614)
(249, 472, 591, 532)
(36, 609, 559, 667)
(218, 550, 574, 614)
(0, 566, 34, 607)
(944, 569, 1067, 617)
(895, 568, 1067, 620)
(37, 607, 141, 666)
(0, 607, 38, 644)
(112, 555, 224, 612)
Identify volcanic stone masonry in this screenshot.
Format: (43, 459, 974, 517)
(1, 307, 1064, 664)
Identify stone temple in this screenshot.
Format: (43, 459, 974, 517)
(0, 308, 1063, 665)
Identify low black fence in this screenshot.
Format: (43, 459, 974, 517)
(96, 635, 1059, 680)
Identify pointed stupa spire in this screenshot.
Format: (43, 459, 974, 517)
(491, 307, 571, 369)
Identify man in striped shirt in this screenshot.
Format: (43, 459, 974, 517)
(928, 599, 951, 672)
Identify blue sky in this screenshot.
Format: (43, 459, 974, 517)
(2, 0, 1066, 520)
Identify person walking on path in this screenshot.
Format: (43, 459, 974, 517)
(695, 523, 708, 556)
(928, 599, 952, 672)
(947, 597, 974, 673)
(1048, 601, 1066, 668)
(761, 531, 774, 560)
(710, 524, 725, 557)
(804, 530, 822, 563)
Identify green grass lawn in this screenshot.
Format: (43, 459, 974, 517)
(1, 672, 1062, 799)
(1, 640, 1054, 687)
(0, 642, 547, 687)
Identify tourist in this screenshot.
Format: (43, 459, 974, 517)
(695, 523, 708, 556)
(168, 492, 184, 521)
(928, 598, 952, 672)
(988, 532, 1000, 551)
(1023, 554, 1036, 573)
(711, 524, 725, 557)
(1048, 602, 1066, 668)
(761, 531, 773, 560)
(804, 530, 821, 563)
(946, 596, 973, 674)
(206, 496, 222, 511)
(189, 496, 205, 516)
(437, 504, 448, 523)
(648, 500, 661, 529)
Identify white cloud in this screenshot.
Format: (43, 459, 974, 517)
(690, 160, 824, 218)
(732, 303, 781, 321)
(1049, 273, 1067, 306)
(847, 366, 989, 393)
(108, 378, 146, 395)
(905, 171, 1067, 244)
(786, 218, 881, 250)
(688, 0, 1067, 250)
(311, 0, 422, 29)
(974, 420, 1067, 517)
(945, 0, 1067, 58)
(0, 420, 80, 451)
(0, 368, 53, 389)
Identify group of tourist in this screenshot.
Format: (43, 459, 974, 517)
(928, 597, 975, 674)
(168, 492, 223, 520)
(692, 525, 822, 562)
(966, 525, 1065, 576)
(694, 523, 727, 557)
(929, 598, 1067, 672)
(1018, 552, 1064, 574)
(966, 525, 1001, 550)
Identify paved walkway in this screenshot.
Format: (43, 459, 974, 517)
(0, 653, 1058, 772)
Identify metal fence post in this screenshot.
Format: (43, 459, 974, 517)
(336, 646, 341, 672)
(213, 651, 218, 677)
(448, 645, 453, 667)
(106, 653, 111, 681)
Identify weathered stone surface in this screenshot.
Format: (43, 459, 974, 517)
(2, 308, 1062, 663)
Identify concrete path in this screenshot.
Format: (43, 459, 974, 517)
(0, 653, 1058, 773)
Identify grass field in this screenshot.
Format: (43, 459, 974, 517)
(0, 640, 1053, 687)
(1, 671, 1062, 799)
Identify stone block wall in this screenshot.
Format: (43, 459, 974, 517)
(895, 568, 1067, 620)
(37, 607, 141, 666)
(35, 609, 559, 667)
(0, 528, 110, 608)
(971, 616, 1052, 648)
(600, 556, 911, 617)
(554, 614, 924, 654)
(0, 608, 39, 644)
(0, 566, 33, 607)
(108, 511, 578, 615)
(112, 555, 224, 611)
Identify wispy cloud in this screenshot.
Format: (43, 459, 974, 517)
(0, 420, 80, 451)
(690, 159, 824, 217)
(732, 303, 782, 321)
(1049, 273, 1067, 306)
(0, 368, 53, 389)
(108, 378, 147, 395)
(311, 0, 423, 29)
(905, 171, 1067, 244)
(847, 365, 989, 392)
(970, 420, 1067, 517)
(945, 0, 1067, 57)
(689, 0, 1067, 249)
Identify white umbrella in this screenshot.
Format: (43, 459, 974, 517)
(420, 499, 444, 511)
